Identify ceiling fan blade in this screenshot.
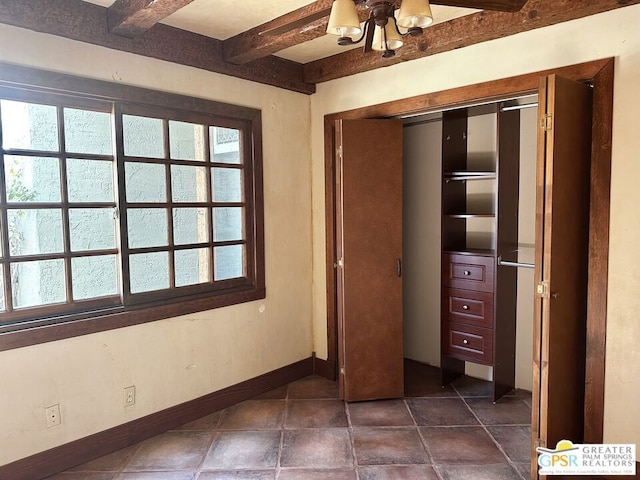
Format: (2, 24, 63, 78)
(431, 0, 527, 12)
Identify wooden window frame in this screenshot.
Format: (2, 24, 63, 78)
(0, 63, 265, 351)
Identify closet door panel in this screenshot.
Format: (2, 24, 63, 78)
(532, 74, 592, 467)
(335, 118, 404, 402)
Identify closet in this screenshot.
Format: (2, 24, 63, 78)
(402, 98, 537, 402)
(331, 68, 604, 470)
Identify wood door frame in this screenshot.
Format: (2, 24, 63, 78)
(323, 58, 613, 444)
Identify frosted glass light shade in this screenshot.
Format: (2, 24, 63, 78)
(327, 0, 362, 37)
(372, 19, 403, 52)
(397, 0, 433, 29)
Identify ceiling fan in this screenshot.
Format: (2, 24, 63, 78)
(261, 0, 528, 58)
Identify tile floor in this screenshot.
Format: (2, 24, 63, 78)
(47, 361, 533, 480)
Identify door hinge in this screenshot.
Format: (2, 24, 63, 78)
(334, 258, 343, 269)
(337, 145, 343, 159)
(340, 367, 346, 376)
(541, 113, 553, 131)
(536, 281, 550, 298)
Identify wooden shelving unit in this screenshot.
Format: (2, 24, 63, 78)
(440, 105, 520, 402)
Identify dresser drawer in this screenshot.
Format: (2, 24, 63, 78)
(443, 321, 493, 365)
(442, 287, 493, 329)
(442, 253, 494, 293)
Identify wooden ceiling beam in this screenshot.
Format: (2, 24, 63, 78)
(0, 0, 315, 94)
(108, 0, 196, 38)
(304, 0, 640, 84)
(222, 0, 529, 65)
(223, 0, 365, 65)
(443, 0, 527, 12)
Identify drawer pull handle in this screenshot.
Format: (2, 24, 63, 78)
(462, 304, 469, 310)
(463, 339, 469, 345)
(463, 270, 471, 276)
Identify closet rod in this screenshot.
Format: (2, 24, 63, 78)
(500, 103, 538, 112)
(497, 257, 535, 269)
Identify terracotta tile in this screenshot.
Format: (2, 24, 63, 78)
(407, 398, 479, 426)
(253, 385, 288, 400)
(514, 462, 532, 479)
(45, 474, 116, 480)
(348, 400, 413, 427)
(277, 468, 357, 480)
(451, 376, 494, 397)
(404, 360, 457, 398)
(436, 463, 521, 479)
(201, 431, 280, 470)
(70, 445, 139, 472)
(287, 376, 339, 399)
(487, 426, 532, 463)
(285, 399, 347, 428)
(280, 429, 353, 468)
(196, 471, 276, 480)
(352, 427, 428, 465)
(123, 431, 212, 471)
(172, 412, 221, 431)
(466, 397, 531, 425)
(117, 473, 195, 480)
(358, 465, 439, 480)
(420, 426, 506, 465)
(217, 400, 285, 430)
(507, 389, 532, 409)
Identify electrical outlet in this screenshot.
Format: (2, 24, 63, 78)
(124, 386, 135, 407)
(45, 404, 61, 428)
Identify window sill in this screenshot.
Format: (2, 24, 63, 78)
(0, 286, 266, 351)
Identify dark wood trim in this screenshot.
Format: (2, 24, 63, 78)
(324, 117, 338, 366)
(304, 0, 639, 84)
(583, 57, 614, 445)
(0, 0, 314, 95)
(323, 58, 613, 461)
(324, 59, 611, 123)
(107, 0, 195, 38)
(312, 351, 337, 381)
(0, 357, 313, 480)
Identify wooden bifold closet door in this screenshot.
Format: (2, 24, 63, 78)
(531, 74, 593, 477)
(334, 118, 404, 402)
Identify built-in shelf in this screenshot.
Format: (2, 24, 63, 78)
(498, 243, 535, 268)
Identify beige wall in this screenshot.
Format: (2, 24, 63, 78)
(311, 5, 640, 446)
(402, 118, 442, 368)
(0, 25, 313, 465)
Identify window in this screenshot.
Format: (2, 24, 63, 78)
(0, 65, 264, 348)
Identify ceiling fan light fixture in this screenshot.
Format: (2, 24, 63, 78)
(372, 17, 403, 53)
(396, 0, 434, 29)
(327, 0, 362, 38)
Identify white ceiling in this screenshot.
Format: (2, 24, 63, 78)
(83, 0, 477, 63)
